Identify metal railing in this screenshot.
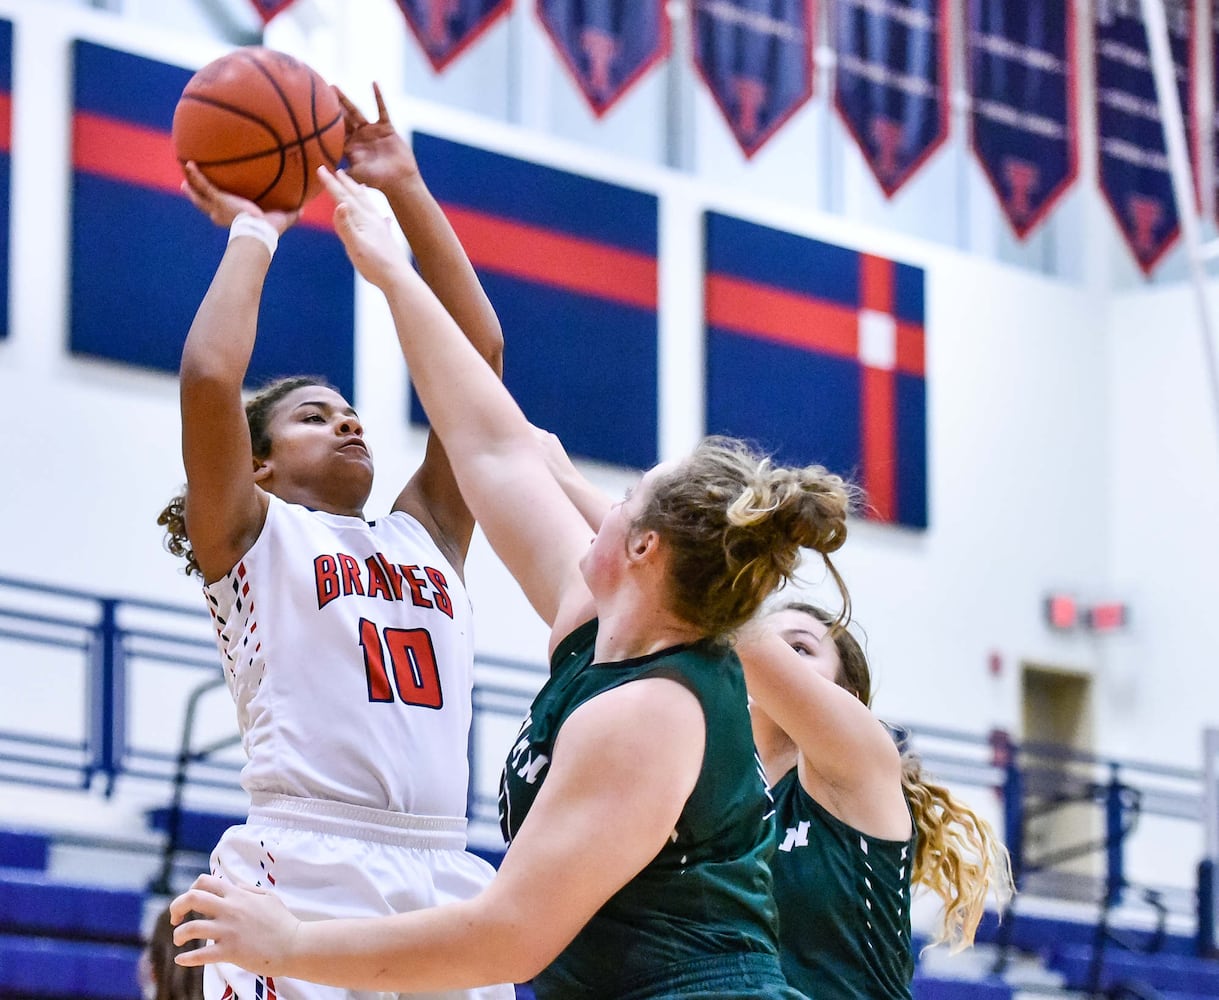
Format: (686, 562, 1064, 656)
(0, 573, 1213, 950)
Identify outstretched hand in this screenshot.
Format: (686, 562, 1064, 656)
(336, 82, 419, 191)
(170, 874, 300, 974)
(317, 167, 411, 290)
(180, 162, 298, 233)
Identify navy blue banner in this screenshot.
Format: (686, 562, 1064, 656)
(690, 0, 814, 157)
(0, 19, 11, 342)
(413, 134, 660, 469)
(1094, 0, 1191, 274)
(1211, 8, 1219, 227)
(537, 0, 669, 116)
(69, 42, 355, 400)
(834, 0, 949, 197)
(967, 0, 1075, 239)
(248, 0, 297, 21)
(397, 0, 513, 72)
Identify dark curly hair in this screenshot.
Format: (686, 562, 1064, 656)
(157, 376, 337, 578)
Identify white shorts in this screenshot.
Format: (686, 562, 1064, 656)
(203, 793, 515, 1000)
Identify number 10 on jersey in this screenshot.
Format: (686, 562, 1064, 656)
(359, 618, 444, 709)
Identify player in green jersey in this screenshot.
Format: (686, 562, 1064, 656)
(740, 603, 1015, 998)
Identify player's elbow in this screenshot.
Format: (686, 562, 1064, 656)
(485, 336, 505, 379)
(494, 948, 552, 986)
(473, 900, 572, 984)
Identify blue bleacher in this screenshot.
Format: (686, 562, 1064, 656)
(0, 934, 141, 999)
(975, 908, 1197, 957)
(0, 830, 50, 872)
(1048, 943, 1219, 996)
(0, 868, 144, 942)
(913, 975, 1013, 1000)
(1160, 994, 1219, 1000)
(145, 805, 243, 856)
(0, 827, 145, 1000)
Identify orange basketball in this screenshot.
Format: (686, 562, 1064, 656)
(172, 47, 345, 213)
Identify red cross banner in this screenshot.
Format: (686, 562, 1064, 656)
(704, 212, 927, 528)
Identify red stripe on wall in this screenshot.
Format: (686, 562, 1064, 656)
(71, 112, 333, 230)
(0, 93, 11, 153)
(442, 204, 658, 310)
(704, 274, 857, 358)
(859, 254, 893, 314)
(299, 192, 335, 230)
(862, 253, 924, 376)
(862, 365, 896, 522)
(859, 254, 899, 519)
(896, 321, 925, 376)
(73, 112, 182, 193)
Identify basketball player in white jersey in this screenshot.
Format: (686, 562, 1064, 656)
(158, 85, 513, 1000)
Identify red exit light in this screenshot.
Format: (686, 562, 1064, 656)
(1045, 594, 1079, 630)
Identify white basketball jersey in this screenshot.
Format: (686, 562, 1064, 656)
(203, 493, 475, 817)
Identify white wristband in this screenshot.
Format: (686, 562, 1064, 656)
(228, 212, 279, 259)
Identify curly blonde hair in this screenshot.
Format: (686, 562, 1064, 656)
(903, 752, 1015, 951)
(635, 437, 854, 639)
(157, 376, 336, 579)
(780, 602, 1015, 951)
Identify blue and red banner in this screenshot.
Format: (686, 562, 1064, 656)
(248, 0, 298, 22)
(397, 0, 513, 73)
(967, 0, 1076, 239)
(538, 0, 669, 117)
(834, 0, 950, 197)
(1211, 9, 1219, 228)
(69, 42, 354, 399)
(690, 0, 814, 157)
(1094, 0, 1191, 275)
(704, 212, 927, 528)
(0, 19, 11, 342)
(412, 133, 659, 469)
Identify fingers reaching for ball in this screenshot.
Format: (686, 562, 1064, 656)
(317, 167, 387, 235)
(335, 82, 419, 191)
(335, 81, 391, 133)
(371, 81, 391, 124)
(181, 163, 299, 234)
(180, 162, 242, 225)
(335, 86, 367, 132)
(317, 167, 412, 290)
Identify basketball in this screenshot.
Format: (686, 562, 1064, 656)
(171, 47, 345, 213)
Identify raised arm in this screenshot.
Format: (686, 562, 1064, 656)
(317, 167, 591, 633)
(532, 426, 613, 531)
(735, 627, 907, 837)
(177, 165, 298, 582)
(338, 84, 503, 569)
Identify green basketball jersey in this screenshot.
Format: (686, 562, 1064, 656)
(769, 768, 915, 999)
(498, 619, 785, 999)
